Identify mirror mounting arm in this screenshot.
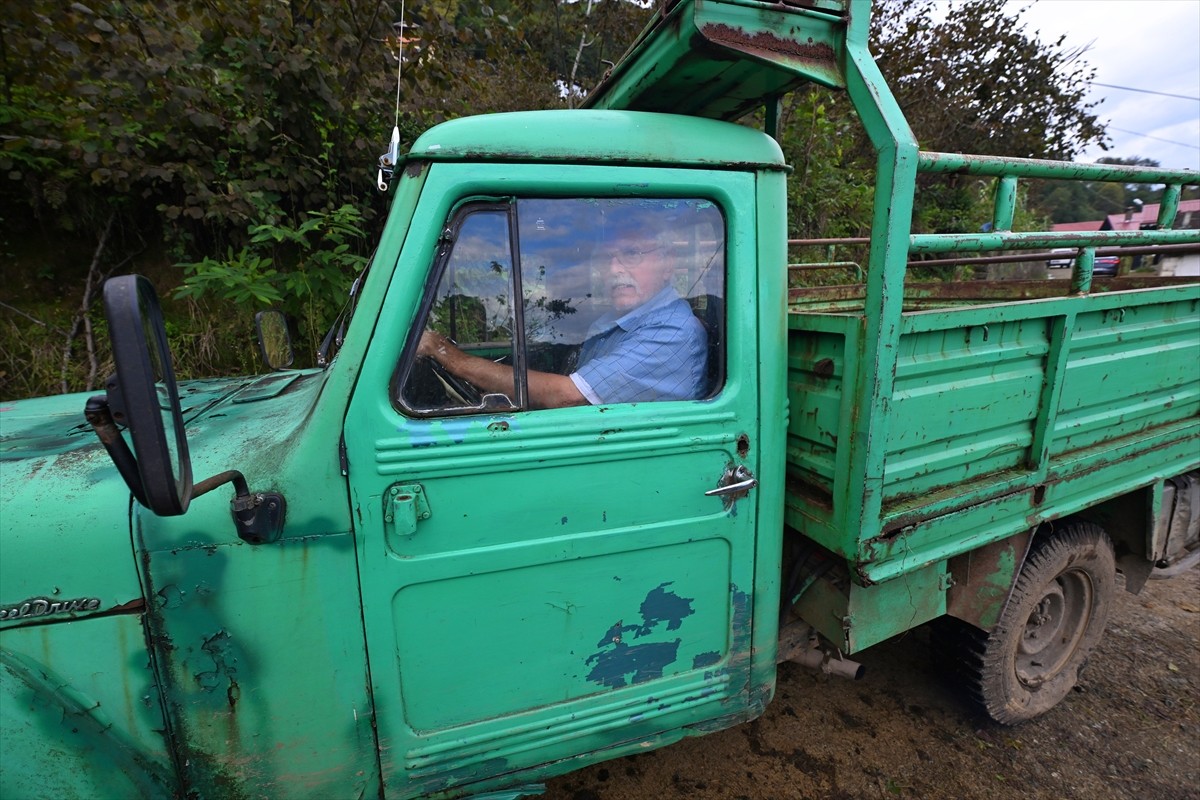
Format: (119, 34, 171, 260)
(193, 470, 286, 546)
(85, 395, 148, 507)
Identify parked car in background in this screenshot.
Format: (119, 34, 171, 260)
(1047, 247, 1075, 269)
(1046, 248, 1120, 275)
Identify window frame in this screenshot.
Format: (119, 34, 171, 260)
(391, 199, 528, 417)
(391, 194, 728, 418)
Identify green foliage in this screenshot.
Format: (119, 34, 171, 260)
(873, 0, 1105, 162)
(176, 204, 370, 356)
(0, 0, 1119, 396)
(2, 0, 400, 388)
(1, 1, 651, 396)
(175, 249, 282, 306)
(1029, 157, 1200, 224)
(780, 90, 875, 240)
(3, 2, 391, 234)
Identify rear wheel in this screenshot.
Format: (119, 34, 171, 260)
(944, 522, 1116, 724)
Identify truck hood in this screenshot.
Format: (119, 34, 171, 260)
(0, 371, 324, 626)
(167, 369, 328, 486)
(1, 388, 142, 626)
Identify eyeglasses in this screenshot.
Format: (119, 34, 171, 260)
(608, 244, 662, 267)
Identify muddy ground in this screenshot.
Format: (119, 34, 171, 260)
(543, 568, 1199, 800)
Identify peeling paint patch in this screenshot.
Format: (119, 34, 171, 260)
(585, 640, 680, 689)
(730, 585, 751, 652)
(440, 419, 471, 444)
(637, 582, 695, 635)
(402, 418, 474, 446)
(156, 585, 185, 610)
(583, 583, 696, 688)
(692, 651, 722, 669)
(407, 432, 437, 447)
(194, 630, 238, 697)
(410, 756, 509, 795)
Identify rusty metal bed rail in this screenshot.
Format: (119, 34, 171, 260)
(911, 151, 1200, 292)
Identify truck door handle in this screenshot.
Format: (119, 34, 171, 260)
(705, 465, 758, 497)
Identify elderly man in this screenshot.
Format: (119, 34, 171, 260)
(418, 226, 708, 409)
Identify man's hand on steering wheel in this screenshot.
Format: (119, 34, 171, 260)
(418, 329, 484, 405)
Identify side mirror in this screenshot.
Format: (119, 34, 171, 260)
(255, 310, 294, 371)
(85, 275, 286, 543)
(94, 275, 193, 515)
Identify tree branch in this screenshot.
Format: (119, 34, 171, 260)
(61, 212, 116, 394)
(567, 0, 596, 109)
(0, 301, 69, 335)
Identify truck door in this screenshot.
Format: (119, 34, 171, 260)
(344, 164, 763, 798)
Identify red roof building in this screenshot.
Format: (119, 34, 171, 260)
(1103, 198, 1200, 232)
(1049, 199, 1200, 277)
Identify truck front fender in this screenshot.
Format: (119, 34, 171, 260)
(0, 643, 175, 800)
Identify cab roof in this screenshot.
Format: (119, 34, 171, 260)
(404, 110, 786, 171)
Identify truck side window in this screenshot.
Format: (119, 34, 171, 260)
(398, 206, 519, 413)
(396, 198, 725, 416)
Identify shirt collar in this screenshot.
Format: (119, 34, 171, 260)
(588, 286, 681, 337)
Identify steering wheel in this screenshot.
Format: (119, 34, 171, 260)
(425, 357, 483, 406)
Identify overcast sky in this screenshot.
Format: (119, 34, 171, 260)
(1003, 0, 1200, 171)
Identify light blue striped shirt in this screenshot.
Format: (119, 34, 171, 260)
(570, 287, 708, 404)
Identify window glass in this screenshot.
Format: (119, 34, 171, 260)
(397, 198, 725, 416)
(517, 198, 725, 403)
(399, 209, 518, 413)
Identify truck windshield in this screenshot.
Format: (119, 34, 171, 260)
(316, 254, 373, 367)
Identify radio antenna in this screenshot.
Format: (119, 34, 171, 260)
(377, 0, 405, 192)
(394, 0, 404, 129)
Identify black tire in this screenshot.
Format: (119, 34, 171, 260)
(947, 522, 1117, 724)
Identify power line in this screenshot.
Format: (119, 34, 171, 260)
(1091, 82, 1200, 102)
(1108, 126, 1200, 150)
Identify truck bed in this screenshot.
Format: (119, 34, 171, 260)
(785, 278, 1200, 585)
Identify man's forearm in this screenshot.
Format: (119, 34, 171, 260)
(422, 331, 586, 409)
(427, 340, 518, 397)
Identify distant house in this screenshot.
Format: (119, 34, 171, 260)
(1050, 198, 1200, 277)
(1050, 220, 1104, 232)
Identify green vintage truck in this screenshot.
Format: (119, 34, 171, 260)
(2, 1, 1198, 798)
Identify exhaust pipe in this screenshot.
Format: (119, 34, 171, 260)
(787, 646, 866, 680)
(777, 620, 865, 680)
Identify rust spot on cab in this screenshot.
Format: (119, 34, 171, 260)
(702, 23, 837, 66)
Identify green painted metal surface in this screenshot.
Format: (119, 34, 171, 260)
(1, 390, 144, 626)
(785, 148, 1199, 647)
(786, 287, 1199, 586)
(917, 150, 1198, 183)
(583, 0, 848, 115)
(135, 522, 377, 798)
(792, 561, 947, 653)
(1, 615, 175, 799)
(404, 110, 786, 171)
(130, 366, 380, 798)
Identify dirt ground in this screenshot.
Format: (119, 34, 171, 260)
(543, 568, 1200, 800)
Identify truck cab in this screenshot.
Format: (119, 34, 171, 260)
(341, 110, 789, 796)
(2, 109, 793, 799)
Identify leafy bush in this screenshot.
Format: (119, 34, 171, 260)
(176, 204, 370, 357)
